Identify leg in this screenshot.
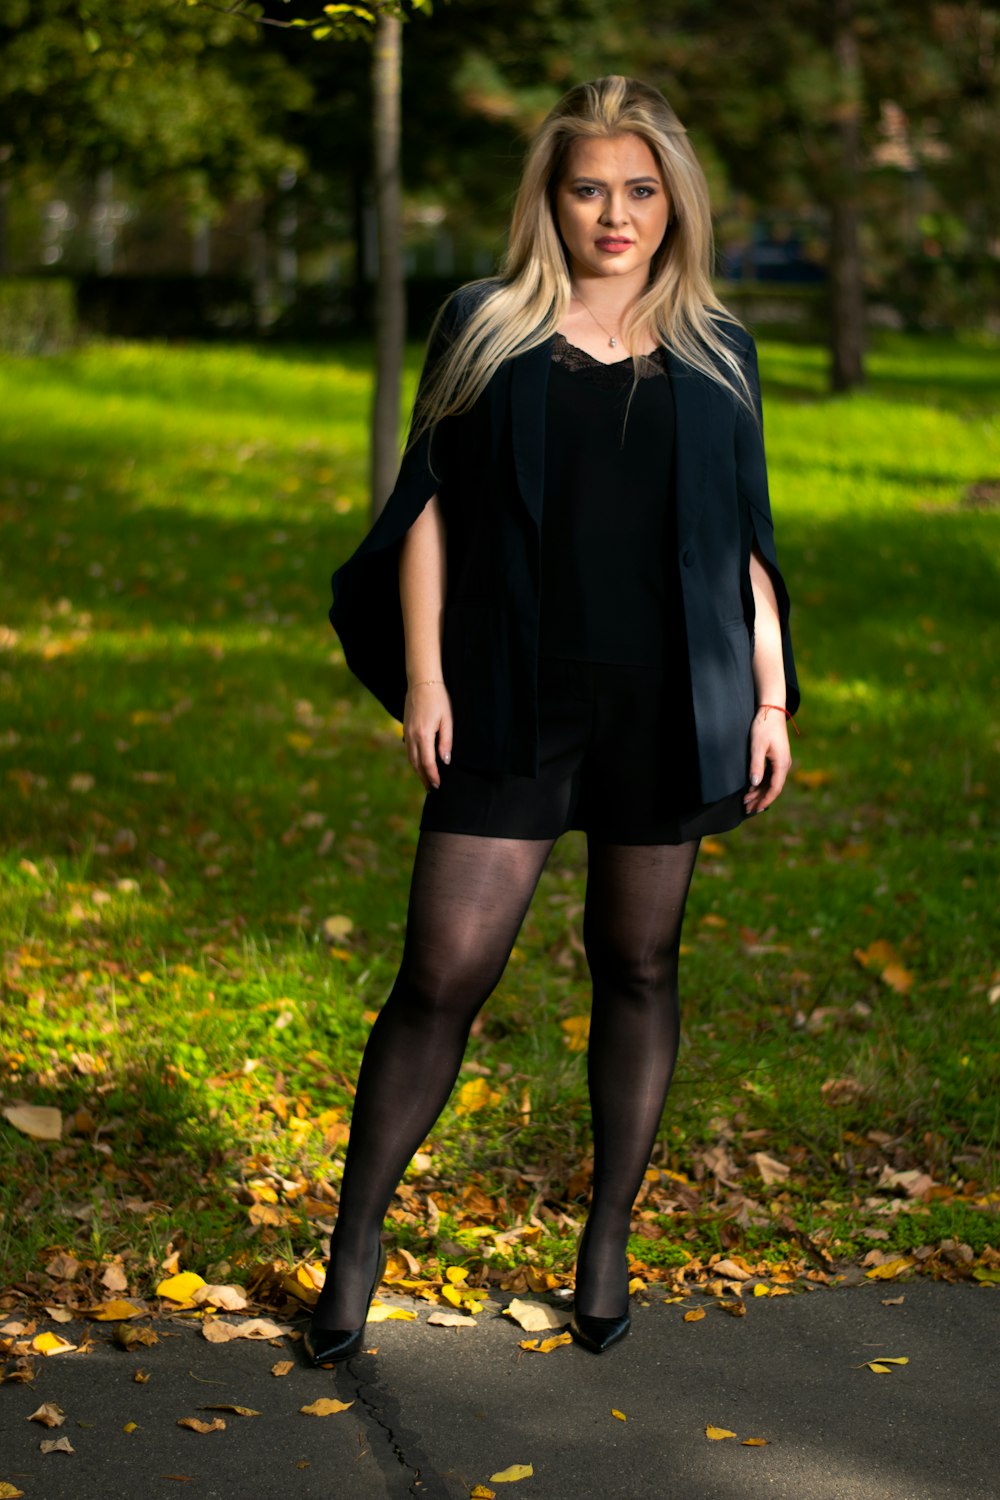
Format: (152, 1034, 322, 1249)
(314, 828, 557, 1328)
(576, 837, 700, 1318)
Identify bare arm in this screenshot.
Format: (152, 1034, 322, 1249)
(398, 494, 453, 790)
(743, 544, 792, 815)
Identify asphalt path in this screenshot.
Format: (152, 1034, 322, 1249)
(1, 1282, 996, 1500)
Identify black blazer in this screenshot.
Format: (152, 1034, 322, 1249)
(329, 281, 799, 804)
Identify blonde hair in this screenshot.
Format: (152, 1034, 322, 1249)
(409, 74, 756, 453)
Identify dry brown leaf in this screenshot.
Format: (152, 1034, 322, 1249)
(0, 1358, 36, 1384)
(503, 1298, 569, 1333)
(718, 1299, 747, 1318)
(881, 1295, 905, 1307)
(2, 1103, 62, 1141)
(271, 1360, 294, 1377)
(177, 1417, 226, 1434)
(28, 1402, 65, 1428)
(683, 1307, 706, 1323)
(45, 1253, 80, 1280)
(706, 1425, 737, 1440)
(43, 1306, 74, 1325)
(713, 1259, 751, 1281)
(201, 1317, 290, 1343)
(114, 1324, 159, 1350)
(427, 1310, 478, 1328)
(101, 1265, 129, 1293)
(300, 1398, 354, 1417)
(750, 1152, 791, 1185)
(39, 1436, 75, 1455)
(200, 1405, 260, 1418)
(134, 1370, 150, 1384)
(191, 1284, 248, 1312)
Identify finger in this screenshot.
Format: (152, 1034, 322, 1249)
(405, 728, 431, 791)
(417, 731, 441, 790)
(755, 758, 791, 813)
(437, 709, 453, 767)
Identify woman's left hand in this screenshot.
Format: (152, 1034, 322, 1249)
(743, 707, 792, 815)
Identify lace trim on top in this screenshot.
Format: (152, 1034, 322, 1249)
(551, 332, 668, 385)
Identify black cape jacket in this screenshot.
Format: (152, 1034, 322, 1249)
(329, 281, 799, 805)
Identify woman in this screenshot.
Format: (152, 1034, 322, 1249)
(312, 75, 799, 1362)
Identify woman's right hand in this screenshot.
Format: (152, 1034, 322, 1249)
(402, 682, 453, 790)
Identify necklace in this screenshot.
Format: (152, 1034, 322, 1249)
(572, 287, 626, 350)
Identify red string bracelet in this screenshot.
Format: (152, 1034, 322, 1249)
(759, 703, 801, 736)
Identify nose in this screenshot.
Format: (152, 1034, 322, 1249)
(599, 192, 629, 228)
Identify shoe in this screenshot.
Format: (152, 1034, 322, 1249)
(569, 1308, 632, 1353)
(568, 1221, 632, 1354)
(303, 1238, 388, 1366)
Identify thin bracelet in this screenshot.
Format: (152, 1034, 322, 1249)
(758, 703, 801, 736)
(409, 678, 444, 689)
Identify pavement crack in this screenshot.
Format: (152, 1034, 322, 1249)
(345, 1353, 454, 1499)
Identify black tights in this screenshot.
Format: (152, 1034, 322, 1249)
(314, 829, 699, 1327)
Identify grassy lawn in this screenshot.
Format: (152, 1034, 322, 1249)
(1, 329, 998, 1321)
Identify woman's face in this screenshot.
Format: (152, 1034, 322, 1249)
(554, 132, 671, 283)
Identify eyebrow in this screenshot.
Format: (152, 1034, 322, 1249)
(570, 175, 661, 186)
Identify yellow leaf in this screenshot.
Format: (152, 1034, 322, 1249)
(271, 1360, 294, 1377)
(123, 1421, 138, 1433)
(133, 1371, 149, 1384)
(2, 1104, 62, 1141)
(881, 963, 914, 995)
(489, 1464, 534, 1483)
(560, 1015, 590, 1052)
(611, 1408, 626, 1422)
(471, 1488, 497, 1499)
(864, 1258, 914, 1281)
(445, 1265, 469, 1284)
(861, 1357, 909, 1373)
(683, 1307, 706, 1323)
(753, 1284, 771, 1297)
(0, 1487, 25, 1499)
(706, 1425, 737, 1440)
(32, 1332, 76, 1356)
(793, 768, 833, 787)
(455, 1077, 502, 1116)
(866, 1362, 892, 1374)
(742, 1436, 769, 1446)
(156, 1271, 207, 1303)
(88, 1300, 146, 1321)
(177, 1417, 225, 1433)
(366, 1305, 416, 1322)
(300, 1398, 354, 1416)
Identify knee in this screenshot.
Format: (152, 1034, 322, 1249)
(583, 927, 678, 1001)
(392, 947, 505, 1023)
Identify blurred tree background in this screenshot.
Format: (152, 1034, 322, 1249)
(2, 0, 997, 342)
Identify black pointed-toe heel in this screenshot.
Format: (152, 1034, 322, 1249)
(304, 1239, 388, 1366)
(569, 1308, 632, 1354)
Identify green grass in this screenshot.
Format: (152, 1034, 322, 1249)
(1, 329, 998, 1302)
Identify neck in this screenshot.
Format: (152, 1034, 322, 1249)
(569, 261, 650, 322)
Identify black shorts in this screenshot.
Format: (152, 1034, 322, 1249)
(419, 655, 749, 845)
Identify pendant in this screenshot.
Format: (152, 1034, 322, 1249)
(609, 337, 617, 348)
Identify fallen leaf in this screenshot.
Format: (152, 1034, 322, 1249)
(176, 1417, 226, 1434)
(864, 1258, 914, 1281)
(504, 1298, 570, 1333)
(713, 1259, 751, 1281)
(114, 1324, 159, 1350)
(300, 1398, 354, 1416)
(750, 1152, 791, 1185)
(489, 1464, 534, 1483)
(271, 1360, 294, 1377)
(455, 1077, 503, 1116)
(322, 914, 354, 942)
(881, 1295, 905, 1307)
(123, 1421, 139, 1433)
(28, 1402, 66, 1428)
(32, 1331, 77, 1356)
(0, 1487, 25, 1498)
(611, 1408, 626, 1422)
(2, 1104, 62, 1141)
(470, 1488, 497, 1500)
(201, 1317, 291, 1343)
(43, 1305, 75, 1325)
(156, 1272, 207, 1304)
(718, 1299, 747, 1318)
(753, 1285, 771, 1297)
(40, 1436, 75, 1455)
(88, 1300, 147, 1321)
(427, 1311, 478, 1328)
(200, 1405, 260, 1417)
(742, 1437, 769, 1446)
(860, 1357, 909, 1374)
(517, 1332, 573, 1353)
(191, 1284, 248, 1312)
(683, 1308, 706, 1323)
(706, 1425, 737, 1440)
(101, 1265, 129, 1293)
(134, 1370, 150, 1383)
(366, 1305, 417, 1323)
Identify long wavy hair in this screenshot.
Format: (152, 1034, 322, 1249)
(409, 74, 756, 454)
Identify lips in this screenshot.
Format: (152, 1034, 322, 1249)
(595, 238, 634, 251)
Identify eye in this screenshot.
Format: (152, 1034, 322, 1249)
(632, 186, 656, 199)
(574, 185, 600, 199)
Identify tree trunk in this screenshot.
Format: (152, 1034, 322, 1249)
(370, 12, 405, 521)
(829, 0, 866, 391)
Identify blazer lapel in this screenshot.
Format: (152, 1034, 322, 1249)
(665, 344, 712, 552)
(509, 335, 555, 529)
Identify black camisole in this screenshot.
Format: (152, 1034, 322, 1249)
(538, 333, 679, 669)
